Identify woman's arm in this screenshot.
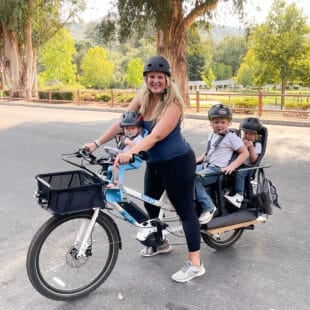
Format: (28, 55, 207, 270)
(83, 95, 141, 152)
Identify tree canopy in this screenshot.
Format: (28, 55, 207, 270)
(0, 0, 84, 96)
(97, 0, 246, 101)
(250, 0, 310, 86)
(80, 46, 114, 89)
(39, 29, 77, 84)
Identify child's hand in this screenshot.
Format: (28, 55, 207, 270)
(124, 138, 130, 145)
(243, 139, 253, 148)
(222, 164, 236, 175)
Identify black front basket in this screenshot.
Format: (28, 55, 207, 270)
(35, 170, 105, 215)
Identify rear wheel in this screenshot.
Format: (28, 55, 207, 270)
(26, 211, 120, 300)
(201, 228, 244, 250)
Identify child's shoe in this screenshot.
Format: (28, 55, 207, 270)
(224, 193, 243, 208)
(199, 207, 217, 224)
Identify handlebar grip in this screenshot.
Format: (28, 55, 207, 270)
(132, 151, 148, 162)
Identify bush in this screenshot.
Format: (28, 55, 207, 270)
(284, 101, 310, 110)
(38, 91, 74, 101)
(222, 97, 257, 108)
(95, 93, 111, 102)
(114, 93, 136, 103)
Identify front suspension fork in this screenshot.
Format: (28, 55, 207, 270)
(75, 208, 100, 258)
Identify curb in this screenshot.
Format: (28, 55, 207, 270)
(1, 101, 309, 128)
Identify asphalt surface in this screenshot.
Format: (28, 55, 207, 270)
(0, 103, 309, 310)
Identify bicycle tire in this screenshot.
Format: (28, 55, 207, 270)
(201, 228, 244, 250)
(26, 211, 120, 300)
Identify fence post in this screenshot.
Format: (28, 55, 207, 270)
(258, 90, 263, 117)
(48, 91, 51, 104)
(196, 90, 200, 113)
(77, 89, 80, 105)
(9, 89, 13, 101)
(110, 89, 114, 108)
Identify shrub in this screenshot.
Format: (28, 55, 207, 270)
(222, 97, 257, 108)
(38, 91, 74, 101)
(95, 93, 111, 102)
(284, 102, 310, 110)
(114, 93, 136, 103)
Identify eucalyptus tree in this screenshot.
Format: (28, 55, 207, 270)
(97, 0, 245, 102)
(0, 0, 84, 97)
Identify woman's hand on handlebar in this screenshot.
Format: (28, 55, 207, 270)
(83, 142, 97, 153)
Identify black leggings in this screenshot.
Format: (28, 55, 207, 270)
(144, 149, 201, 252)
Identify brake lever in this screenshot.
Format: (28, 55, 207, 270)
(79, 148, 97, 163)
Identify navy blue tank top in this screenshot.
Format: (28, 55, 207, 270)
(143, 119, 189, 163)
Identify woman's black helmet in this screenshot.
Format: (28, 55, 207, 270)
(240, 117, 263, 133)
(143, 56, 171, 77)
(120, 111, 143, 127)
(208, 104, 232, 120)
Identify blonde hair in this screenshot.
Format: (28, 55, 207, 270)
(139, 75, 184, 124)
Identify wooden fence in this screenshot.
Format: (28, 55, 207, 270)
(1, 88, 309, 119)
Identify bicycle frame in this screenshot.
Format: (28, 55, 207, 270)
(104, 185, 183, 242)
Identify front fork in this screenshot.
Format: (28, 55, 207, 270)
(75, 208, 100, 258)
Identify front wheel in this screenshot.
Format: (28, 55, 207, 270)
(201, 228, 244, 250)
(26, 211, 120, 300)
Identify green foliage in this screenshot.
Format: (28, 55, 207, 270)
(284, 101, 310, 110)
(114, 93, 136, 104)
(0, 0, 84, 47)
(213, 36, 247, 76)
(38, 91, 74, 101)
(39, 29, 77, 84)
(236, 49, 258, 86)
(212, 63, 232, 80)
(125, 58, 144, 88)
(251, 0, 310, 85)
(74, 40, 93, 75)
(202, 68, 215, 88)
(80, 46, 114, 89)
(222, 97, 257, 108)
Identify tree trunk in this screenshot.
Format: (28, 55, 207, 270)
(156, 1, 188, 104)
(156, 0, 220, 105)
(1, 20, 37, 98)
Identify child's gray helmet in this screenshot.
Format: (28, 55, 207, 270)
(120, 111, 143, 127)
(143, 56, 171, 77)
(208, 104, 232, 120)
(240, 117, 263, 133)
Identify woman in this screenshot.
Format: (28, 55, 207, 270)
(84, 56, 205, 283)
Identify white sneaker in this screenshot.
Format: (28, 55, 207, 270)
(172, 261, 206, 283)
(224, 193, 243, 208)
(199, 207, 217, 224)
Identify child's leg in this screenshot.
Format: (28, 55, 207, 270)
(195, 177, 216, 212)
(234, 169, 248, 195)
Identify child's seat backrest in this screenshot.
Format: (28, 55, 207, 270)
(247, 125, 268, 181)
(254, 126, 268, 166)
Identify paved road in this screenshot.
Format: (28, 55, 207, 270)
(0, 105, 309, 310)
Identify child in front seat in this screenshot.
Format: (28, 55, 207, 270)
(224, 117, 263, 208)
(195, 104, 249, 224)
(107, 111, 144, 187)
